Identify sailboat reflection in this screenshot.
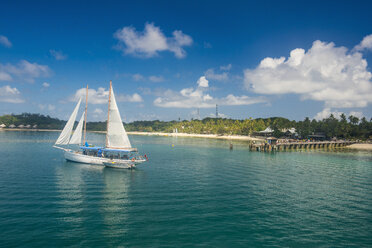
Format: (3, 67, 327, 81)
(101, 168, 134, 238)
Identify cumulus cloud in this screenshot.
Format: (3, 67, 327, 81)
(50, 49, 67, 60)
(314, 108, 364, 120)
(42, 82, 50, 88)
(39, 104, 55, 111)
(0, 35, 12, 48)
(313, 108, 344, 120)
(197, 76, 209, 87)
(205, 68, 228, 81)
(0, 85, 24, 103)
(114, 23, 192, 58)
(117, 93, 143, 102)
(244, 39, 372, 109)
(93, 108, 104, 114)
(354, 34, 372, 51)
(205, 64, 232, 81)
(0, 60, 51, 83)
(71, 87, 143, 104)
(220, 64, 232, 71)
(154, 76, 266, 108)
(0, 72, 12, 81)
(132, 73, 165, 82)
(149, 75, 164, 82)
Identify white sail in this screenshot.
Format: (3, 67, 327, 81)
(69, 111, 85, 145)
(55, 99, 82, 145)
(106, 86, 131, 149)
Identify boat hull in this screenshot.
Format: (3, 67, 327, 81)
(64, 150, 146, 165)
(103, 162, 135, 169)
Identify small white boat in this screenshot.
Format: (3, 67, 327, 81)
(53, 81, 148, 166)
(103, 161, 136, 169)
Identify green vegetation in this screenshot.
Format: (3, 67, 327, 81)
(1, 113, 371, 140)
(0, 113, 65, 129)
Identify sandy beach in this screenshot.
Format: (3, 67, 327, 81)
(126, 131, 264, 141)
(345, 143, 372, 151)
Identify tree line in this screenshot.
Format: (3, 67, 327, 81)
(1, 113, 371, 140)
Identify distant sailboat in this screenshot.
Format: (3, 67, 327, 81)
(53, 81, 147, 168)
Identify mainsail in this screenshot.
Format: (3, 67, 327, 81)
(55, 99, 82, 145)
(106, 84, 132, 149)
(69, 111, 85, 145)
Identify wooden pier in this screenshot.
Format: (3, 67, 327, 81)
(249, 141, 356, 152)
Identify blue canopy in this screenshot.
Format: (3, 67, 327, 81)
(102, 148, 133, 152)
(79, 146, 103, 150)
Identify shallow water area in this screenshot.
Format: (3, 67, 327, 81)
(0, 131, 371, 247)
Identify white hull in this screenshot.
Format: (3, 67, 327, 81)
(64, 150, 145, 165)
(104, 162, 135, 169)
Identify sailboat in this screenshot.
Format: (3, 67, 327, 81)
(53, 81, 147, 168)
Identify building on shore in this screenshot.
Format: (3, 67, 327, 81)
(9, 124, 16, 128)
(18, 124, 25, 128)
(0, 124, 6, 128)
(255, 127, 274, 137)
(282, 128, 298, 139)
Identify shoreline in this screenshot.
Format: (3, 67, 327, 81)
(345, 144, 372, 151)
(2, 128, 371, 151)
(1, 128, 264, 141)
(127, 131, 265, 141)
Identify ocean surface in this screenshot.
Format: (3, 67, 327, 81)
(0, 131, 371, 247)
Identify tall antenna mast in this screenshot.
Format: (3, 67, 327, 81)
(83, 84, 88, 145)
(216, 104, 218, 118)
(105, 80, 112, 147)
(197, 108, 200, 120)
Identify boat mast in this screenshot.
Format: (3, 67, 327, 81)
(83, 84, 88, 145)
(105, 80, 112, 147)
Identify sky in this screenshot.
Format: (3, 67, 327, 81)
(1, 0, 372, 122)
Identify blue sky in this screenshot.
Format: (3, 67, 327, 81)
(1, 0, 372, 121)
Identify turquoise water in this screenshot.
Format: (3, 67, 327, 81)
(0, 131, 371, 247)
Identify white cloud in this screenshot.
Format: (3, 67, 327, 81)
(205, 68, 228, 81)
(71, 87, 143, 104)
(149, 75, 164, 82)
(117, 93, 143, 102)
(132, 74, 164, 82)
(42, 82, 50, 88)
(132, 73, 145, 81)
(314, 108, 364, 120)
(220, 64, 232, 71)
(354, 34, 372, 51)
(38, 104, 55, 111)
(208, 112, 228, 118)
(154, 76, 266, 108)
(205, 64, 232, 81)
(114, 23, 192, 58)
(0, 72, 12, 81)
(197, 76, 209, 87)
(48, 104, 56, 111)
(0, 35, 12, 48)
(349, 111, 364, 119)
(314, 108, 344, 120)
(244, 39, 372, 109)
(0, 85, 24, 103)
(93, 108, 104, 114)
(50, 49, 67, 60)
(72, 87, 108, 104)
(0, 60, 51, 83)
